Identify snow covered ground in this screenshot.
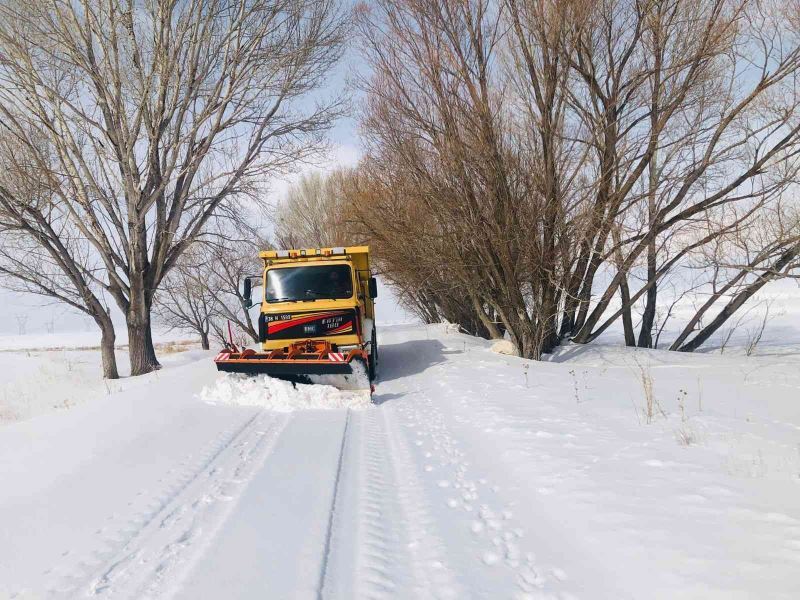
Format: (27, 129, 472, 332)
(0, 336, 200, 422)
(1, 323, 799, 598)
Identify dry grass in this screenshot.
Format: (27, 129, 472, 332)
(0, 338, 199, 354)
(675, 425, 700, 446)
(568, 368, 589, 404)
(155, 340, 198, 354)
(631, 355, 667, 424)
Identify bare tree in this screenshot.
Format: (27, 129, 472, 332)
(0, 150, 120, 377)
(154, 220, 266, 349)
(672, 214, 800, 351)
(567, 0, 800, 346)
(204, 231, 265, 347)
(0, 0, 348, 375)
(15, 314, 28, 336)
(272, 170, 354, 249)
(355, 0, 558, 353)
(153, 246, 216, 350)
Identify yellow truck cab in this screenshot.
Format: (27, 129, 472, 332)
(215, 246, 379, 385)
(258, 246, 376, 356)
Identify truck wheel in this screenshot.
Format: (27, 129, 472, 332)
(368, 327, 378, 381)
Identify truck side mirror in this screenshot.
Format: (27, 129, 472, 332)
(368, 276, 378, 299)
(242, 277, 252, 306)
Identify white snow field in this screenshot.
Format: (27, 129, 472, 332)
(1, 324, 800, 599)
(0, 338, 201, 422)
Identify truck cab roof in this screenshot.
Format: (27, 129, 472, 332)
(260, 246, 371, 275)
(260, 246, 369, 260)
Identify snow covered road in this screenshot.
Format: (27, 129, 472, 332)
(2, 324, 800, 599)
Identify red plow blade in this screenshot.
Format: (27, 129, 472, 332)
(214, 340, 371, 390)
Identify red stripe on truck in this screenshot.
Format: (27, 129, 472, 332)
(267, 312, 341, 334)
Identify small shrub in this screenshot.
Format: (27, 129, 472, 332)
(632, 355, 666, 424)
(675, 425, 699, 446)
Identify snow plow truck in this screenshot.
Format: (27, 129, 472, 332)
(214, 246, 378, 391)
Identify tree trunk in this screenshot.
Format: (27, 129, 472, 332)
(127, 287, 161, 375)
(619, 276, 637, 347)
(539, 287, 561, 355)
(638, 187, 658, 348)
(678, 245, 800, 352)
(471, 294, 503, 340)
(97, 318, 119, 379)
(611, 227, 636, 347)
(200, 331, 210, 350)
(640, 35, 662, 350)
(638, 262, 657, 348)
(669, 269, 748, 350)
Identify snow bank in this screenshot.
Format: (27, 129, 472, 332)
(0, 348, 211, 423)
(201, 374, 373, 411)
(490, 339, 517, 355)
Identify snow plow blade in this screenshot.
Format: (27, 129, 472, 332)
(214, 340, 371, 389)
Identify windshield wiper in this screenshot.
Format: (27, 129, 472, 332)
(306, 290, 351, 299)
(305, 290, 330, 299)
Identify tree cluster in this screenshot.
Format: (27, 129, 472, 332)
(347, 0, 800, 358)
(0, 0, 348, 377)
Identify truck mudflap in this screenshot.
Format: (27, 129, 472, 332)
(214, 340, 371, 387)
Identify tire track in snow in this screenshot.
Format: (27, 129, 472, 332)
(316, 409, 352, 599)
(93, 409, 290, 599)
(353, 409, 412, 597)
(46, 409, 289, 599)
(320, 406, 463, 599)
(320, 409, 405, 598)
(172, 408, 352, 598)
(41, 414, 261, 597)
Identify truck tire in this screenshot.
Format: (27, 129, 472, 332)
(368, 326, 378, 381)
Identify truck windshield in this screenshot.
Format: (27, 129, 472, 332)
(266, 264, 353, 303)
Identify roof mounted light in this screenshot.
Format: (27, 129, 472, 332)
(332, 246, 345, 255)
(300, 249, 307, 256)
(277, 250, 289, 258)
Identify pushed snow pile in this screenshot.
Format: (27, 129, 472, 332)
(490, 339, 518, 356)
(201, 374, 373, 411)
(307, 358, 372, 390)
